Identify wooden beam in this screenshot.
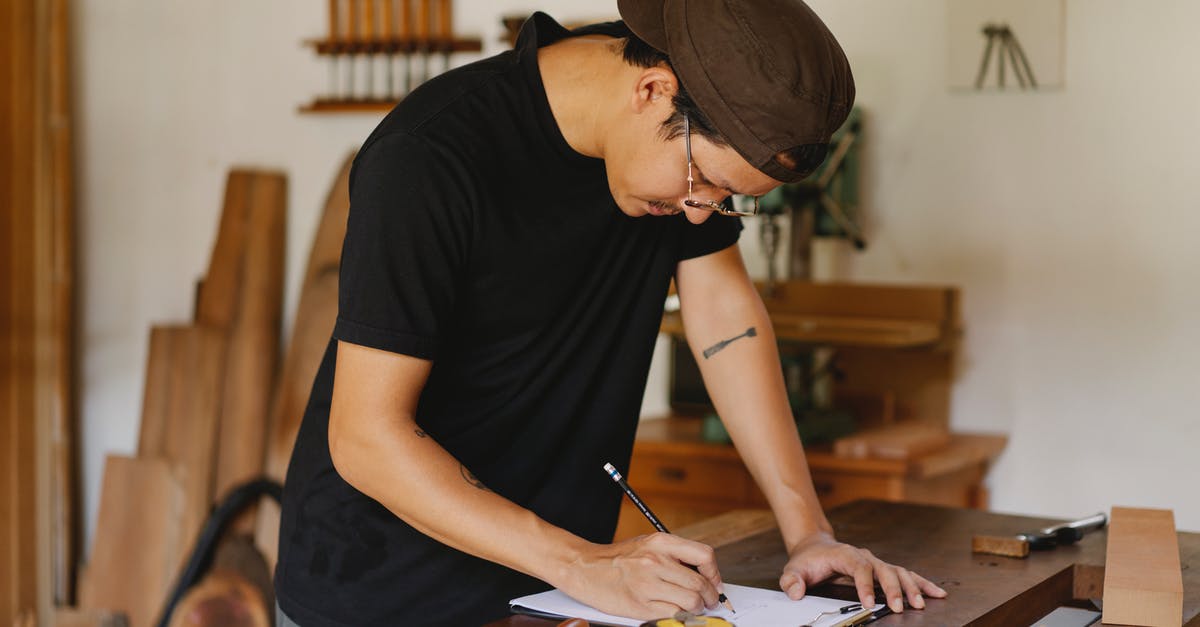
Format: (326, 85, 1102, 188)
(3, 0, 77, 619)
(1103, 506, 1183, 627)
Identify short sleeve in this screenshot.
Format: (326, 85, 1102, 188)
(335, 132, 472, 360)
(676, 214, 743, 261)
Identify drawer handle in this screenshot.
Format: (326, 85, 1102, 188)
(656, 466, 687, 482)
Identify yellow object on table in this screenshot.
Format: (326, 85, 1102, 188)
(639, 613, 734, 627)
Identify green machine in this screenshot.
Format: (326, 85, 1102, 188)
(697, 108, 865, 445)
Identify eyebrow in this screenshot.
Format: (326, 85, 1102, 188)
(694, 165, 744, 196)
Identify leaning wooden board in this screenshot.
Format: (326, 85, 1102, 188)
(79, 455, 186, 627)
(205, 171, 286, 535)
(255, 153, 354, 566)
(135, 325, 227, 573)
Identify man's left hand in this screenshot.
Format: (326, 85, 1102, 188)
(778, 532, 947, 613)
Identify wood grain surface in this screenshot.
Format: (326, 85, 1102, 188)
(489, 501, 1200, 626)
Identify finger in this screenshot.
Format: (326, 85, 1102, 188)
(657, 561, 718, 609)
(872, 562, 906, 613)
(643, 576, 708, 615)
(912, 571, 948, 598)
(779, 571, 806, 600)
(849, 557, 876, 608)
(660, 535, 720, 575)
(643, 600, 690, 621)
(895, 568, 925, 610)
(649, 534, 724, 593)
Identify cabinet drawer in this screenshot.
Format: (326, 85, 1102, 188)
(628, 455, 752, 501)
(810, 472, 901, 509)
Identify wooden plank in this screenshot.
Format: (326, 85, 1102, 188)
(195, 171, 253, 330)
(151, 325, 227, 564)
(833, 421, 951, 460)
(758, 280, 958, 324)
(45, 0, 79, 606)
(1103, 506, 1183, 627)
(211, 171, 286, 534)
(255, 154, 353, 566)
(137, 326, 180, 456)
(79, 456, 185, 627)
(674, 510, 776, 549)
(1, 0, 72, 619)
(909, 433, 1008, 480)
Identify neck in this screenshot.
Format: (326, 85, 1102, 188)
(538, 36, 629, 159)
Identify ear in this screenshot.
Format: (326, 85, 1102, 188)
(630, 65, 678, 114)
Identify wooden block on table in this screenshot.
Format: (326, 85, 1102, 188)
(1102, 506, 1183, 627)
(833, 421, 951, 460)
(971, 534, 1029, 558)
(79, 455, 185, 627)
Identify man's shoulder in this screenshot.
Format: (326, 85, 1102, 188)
(369, 51, 522, 141)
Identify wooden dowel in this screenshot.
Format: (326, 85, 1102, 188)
(328, 0, 340, 41)
(415, 0, 430, 41)
(398, 0, 412, 39)
(437, 0, 452, 41)
(363, 0, 376, 41)
(347, 0, 360, 41)
(381, 0, 395, 39)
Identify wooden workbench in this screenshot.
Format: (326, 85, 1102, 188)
(491, 500, 1200, 626)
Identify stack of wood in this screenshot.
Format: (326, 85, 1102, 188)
(73, 155, 353, 627)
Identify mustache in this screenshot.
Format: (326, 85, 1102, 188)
(649, 200, 683, 214)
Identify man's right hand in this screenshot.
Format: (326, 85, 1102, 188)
(555, 532, 725, 620)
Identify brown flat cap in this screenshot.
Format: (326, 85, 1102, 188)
(618, 0, 855, 183)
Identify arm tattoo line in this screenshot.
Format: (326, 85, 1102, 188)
(460, 464, 489, 491)
(702, 326, 757, 359)
(414, 428, 428, 438)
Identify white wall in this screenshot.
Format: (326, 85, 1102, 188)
(76, 0, 1200, 554)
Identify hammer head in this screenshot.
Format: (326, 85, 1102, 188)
(971, 534, 1030, 558)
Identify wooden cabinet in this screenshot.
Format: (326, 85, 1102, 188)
(614, 416, 1006, 540)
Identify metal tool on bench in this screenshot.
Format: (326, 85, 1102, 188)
(972, 512, 1108, 558)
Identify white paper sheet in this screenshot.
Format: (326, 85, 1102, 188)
(510, 583, 881, 627)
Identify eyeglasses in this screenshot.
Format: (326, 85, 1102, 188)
(683, 114, 760, 217)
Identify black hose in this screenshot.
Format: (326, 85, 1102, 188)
(154, 478, 283, 627)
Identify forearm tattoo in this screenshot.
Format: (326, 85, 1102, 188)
(702, 326, 757, 359)
(414, 428, 428, 438)
(460, 464, 489, 491)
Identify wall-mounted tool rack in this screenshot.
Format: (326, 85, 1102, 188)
(300, 0, 482, 114)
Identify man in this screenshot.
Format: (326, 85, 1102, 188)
(275, 1, 947, 625)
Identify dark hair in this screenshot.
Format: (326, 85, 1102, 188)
(621, 35, 726, 145)
(621, 33, 830, 179)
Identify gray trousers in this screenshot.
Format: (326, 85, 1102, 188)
(276, 602, 301, 627)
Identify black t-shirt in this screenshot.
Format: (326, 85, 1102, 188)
(275, 13, 742, 626)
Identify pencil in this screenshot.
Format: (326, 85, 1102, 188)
(603, 463, 735, 613)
